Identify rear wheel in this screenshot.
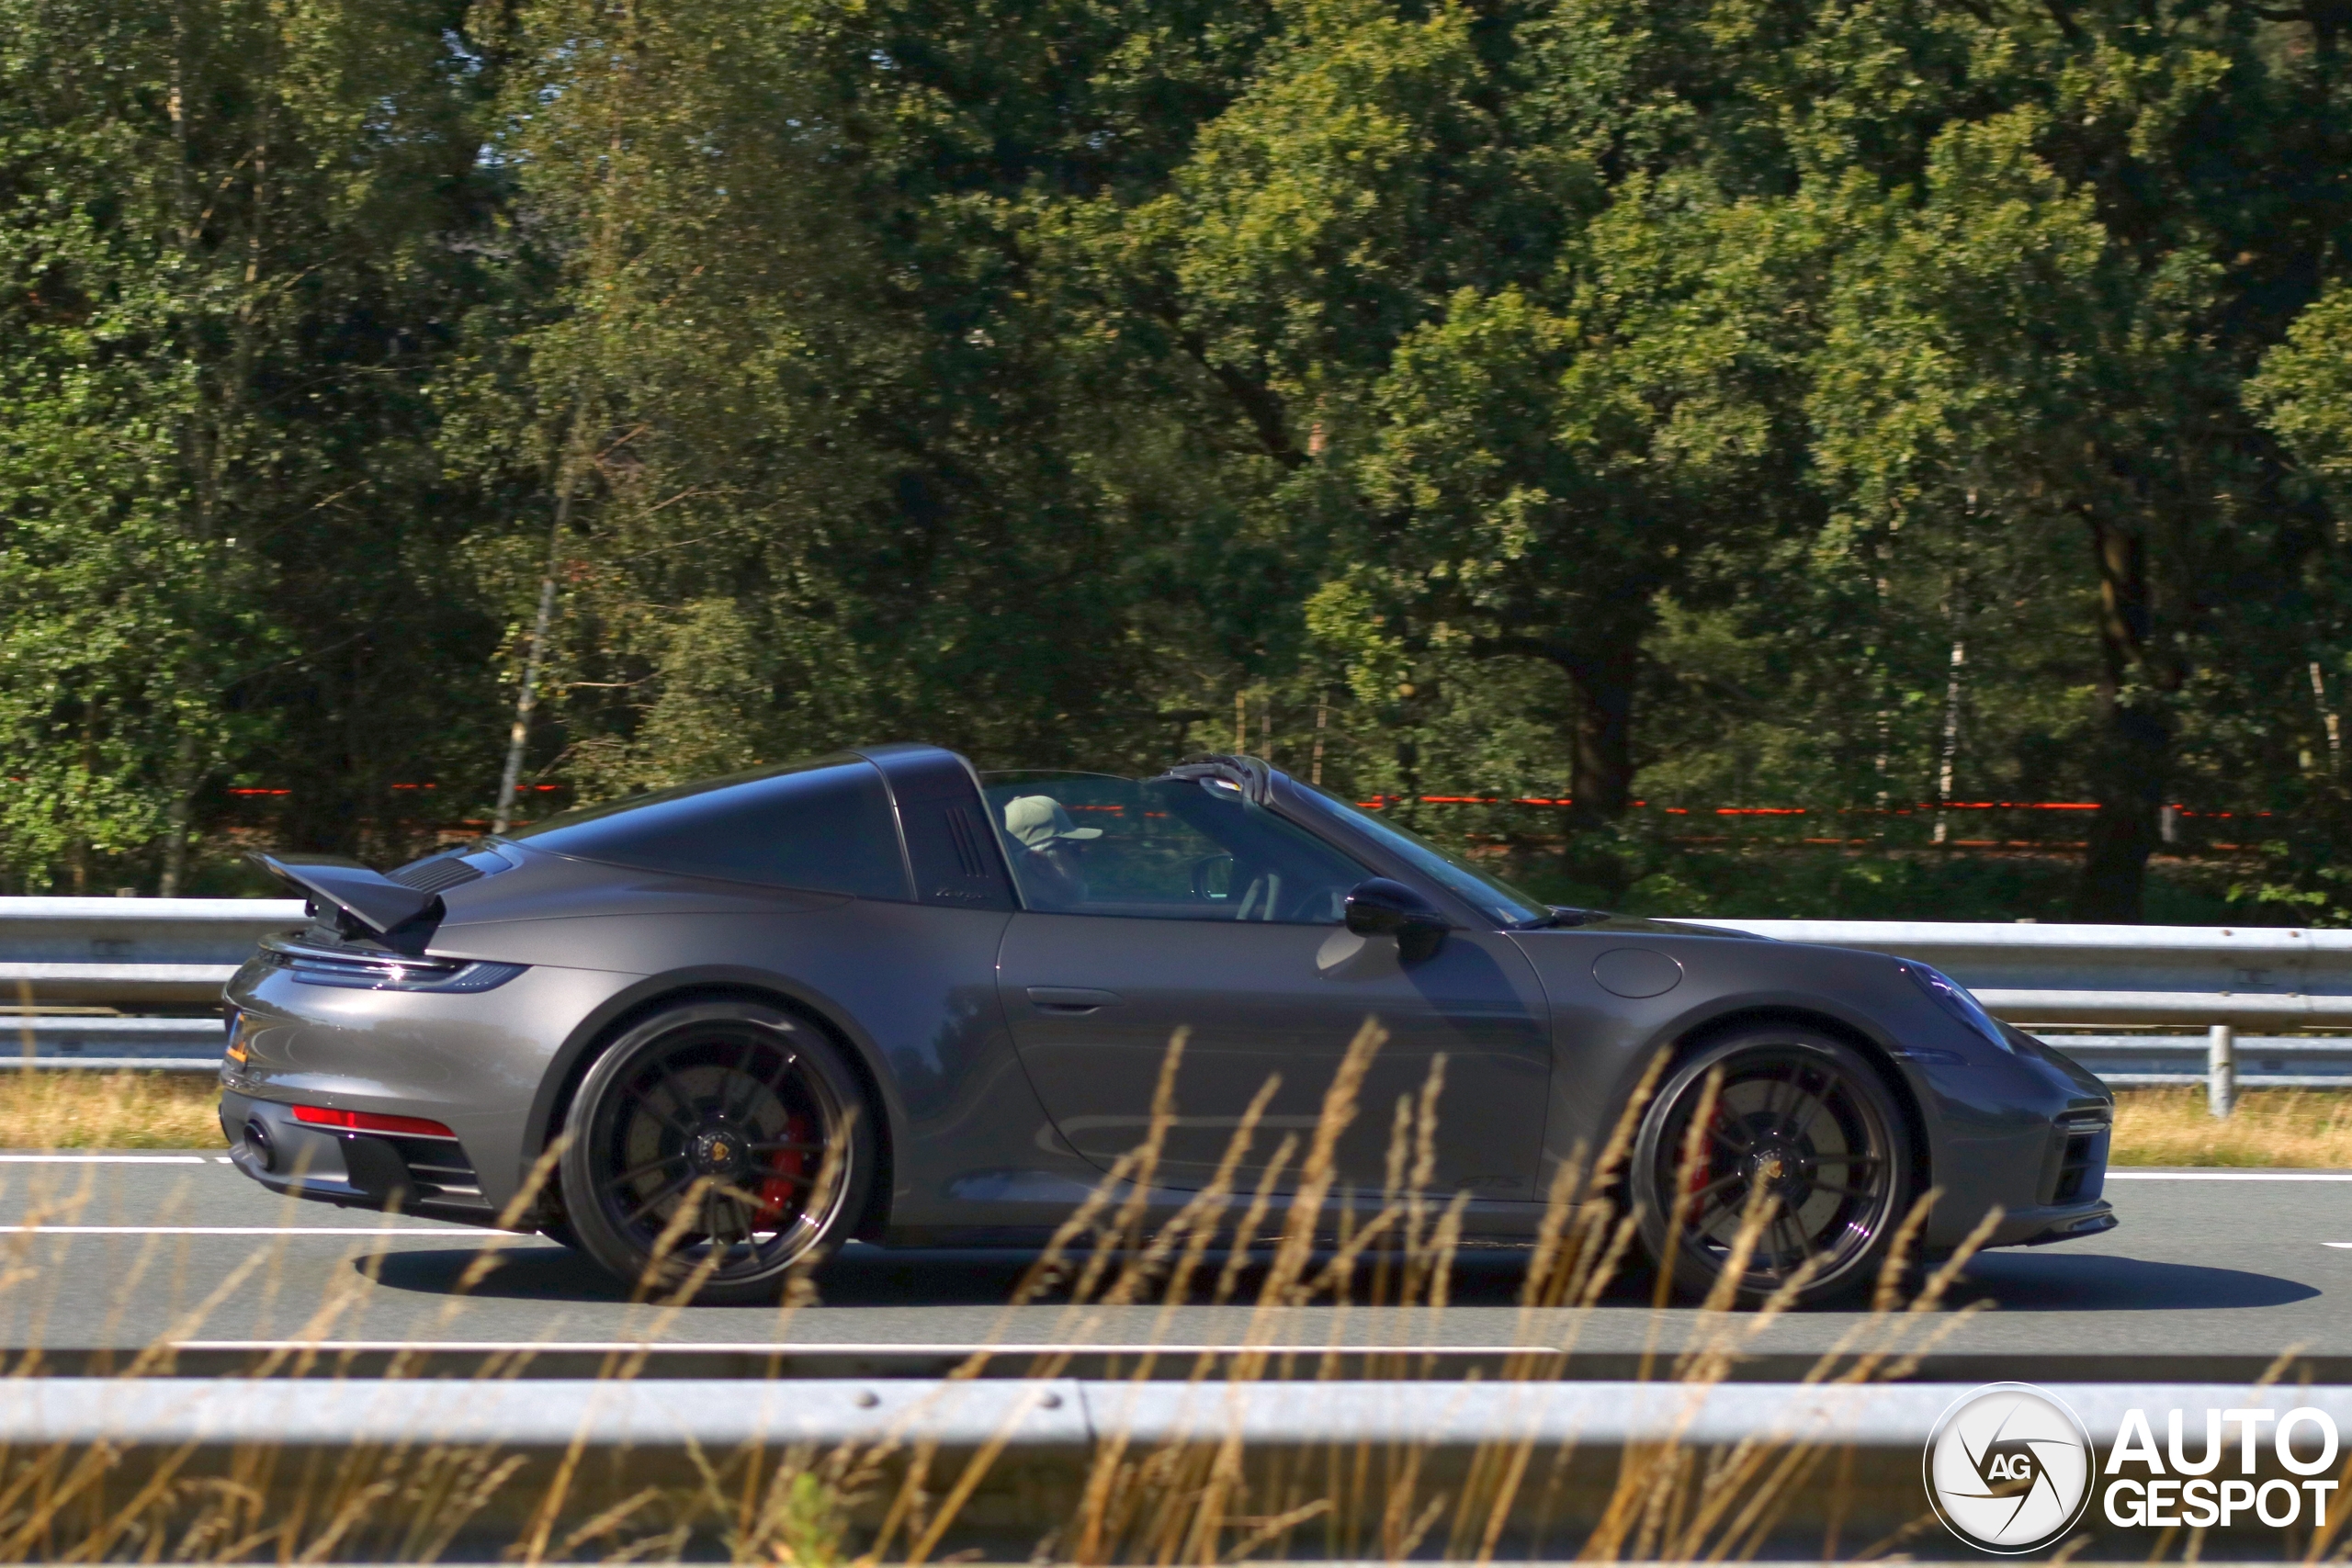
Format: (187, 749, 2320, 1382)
(558, 999, 872, 1303)
(1632, 1027, 1913, 1308)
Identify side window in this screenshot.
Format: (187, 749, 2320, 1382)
(510, 757, 911, 899)
(979, 773, 1365, 924)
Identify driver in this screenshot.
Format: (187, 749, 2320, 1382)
(1001, 795, 1102, 909)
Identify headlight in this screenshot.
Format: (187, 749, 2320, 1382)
(1900, 962, 2012, 1052)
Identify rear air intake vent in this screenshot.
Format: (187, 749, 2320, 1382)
(944, 806, 988, 878)
(386, 855, 486, 895)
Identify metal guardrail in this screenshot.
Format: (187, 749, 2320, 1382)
(6, 902, 2352, 1100)
(7, 1017, 232, 1056)
(0, 898, 301, 1005)
(0, 1375, 2335, 1558)
(1697, 918, 2352, 1025)
(4, 1058, 225, 1074)
(3, 1376, 2342, 1557)
(1690, 918, 2352, 1111)
(6, 1374, 2313, 1449)
(2030, 1033, 2352, 1089)
(17, 904, 2348, 1017)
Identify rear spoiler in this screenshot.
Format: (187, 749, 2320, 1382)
(246, 852, 440, 938)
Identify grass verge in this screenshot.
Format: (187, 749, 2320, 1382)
(0, 1067, 225, 1148)
(0, 1044, 2341, 1556)
(0, 1073, 2346, 1167)
(2110, 1085, 2352, 1168)
(0, 1029, 2004, 1561)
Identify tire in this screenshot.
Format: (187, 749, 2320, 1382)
(1631, 1026, 1914, 1308)
(557, 998, 875, 1304)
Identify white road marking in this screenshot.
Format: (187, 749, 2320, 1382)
(2107, 1171, 2352, 1180)
(175, 1338, 1555, 1355)
(2324, 1243, 2352, 1249)
(0, 1154, 211, 1164)
(0, 1225, 505, 1237)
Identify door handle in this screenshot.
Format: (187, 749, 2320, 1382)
(1025, 987, 1124, 1013)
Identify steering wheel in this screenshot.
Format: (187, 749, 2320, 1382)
(1188, 853, 1235, 901)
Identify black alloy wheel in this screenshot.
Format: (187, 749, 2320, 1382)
(1632, 1027, 1913, 1308)
(558, 999, 872, 1303)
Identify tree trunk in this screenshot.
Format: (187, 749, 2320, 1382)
(2071, 511, 2178, 923)
(158, 730, 199, 897)
(1567, 640, 1637, 819)
(1476, 629, 1640, 820)
(2075, 698, 2167, 921)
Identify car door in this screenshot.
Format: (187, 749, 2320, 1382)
(984, 773, 1552, 1199)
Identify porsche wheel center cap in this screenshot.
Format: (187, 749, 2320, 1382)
(691, 1129, 746, 1176)
(1747, 1139, 1809, 1200)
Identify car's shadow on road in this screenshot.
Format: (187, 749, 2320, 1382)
(363, 1242, 1557, 1308)
(1944, 1251, 2318, 1311)
(360, 1242, 2317, 1314)
(365, 1243, 1064, 1307)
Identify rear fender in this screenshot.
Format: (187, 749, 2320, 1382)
(525, 965, 910, 1232)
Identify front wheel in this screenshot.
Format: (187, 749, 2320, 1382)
(1632, 1028, 1914, 1308)
(558, 999, 873, 1303)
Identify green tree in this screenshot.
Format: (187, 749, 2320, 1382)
(469, 0, 1288, 800)
(2256, 283, 2352, 514)
(1804, 0, 2351, 919)
(0, 0, 510, 888)
(1070, 0, 1821, 820)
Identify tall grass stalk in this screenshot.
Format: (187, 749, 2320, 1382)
(0, 1021, 2023, 1562)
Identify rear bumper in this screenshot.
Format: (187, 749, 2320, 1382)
(220, 953, 640, 1216)
(219, 1089, 506, 1227)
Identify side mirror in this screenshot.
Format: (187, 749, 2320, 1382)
(1343, 877, 1449, 962)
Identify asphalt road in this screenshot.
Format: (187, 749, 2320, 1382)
(0, 1154, 2345, 1380)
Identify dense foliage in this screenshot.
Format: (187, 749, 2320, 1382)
(3, 0, 2349, 920)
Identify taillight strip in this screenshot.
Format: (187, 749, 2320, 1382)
(290, 1105, 458, 1140)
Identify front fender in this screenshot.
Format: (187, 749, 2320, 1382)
(1510, 931, 2102, 1247)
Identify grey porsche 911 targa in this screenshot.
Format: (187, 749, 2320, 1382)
(220, 744, 2115, 1305)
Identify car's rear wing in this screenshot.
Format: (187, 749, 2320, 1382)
(246, 852, 440, 938)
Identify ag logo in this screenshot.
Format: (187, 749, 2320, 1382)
(1925, 1382, 2095, 1553)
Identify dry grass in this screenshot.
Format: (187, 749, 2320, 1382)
(0, 1068, 226, 1149)
(0, 1028, 2021, 1562)
(5, 1044, 2344, 1554)
(2, 1071, 2348, 1168)
(2111, 1085, 2352, 1168)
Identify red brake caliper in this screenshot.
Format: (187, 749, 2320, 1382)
(1690, 1103, 1732, 1198)
(755, 1111, 809, 1224)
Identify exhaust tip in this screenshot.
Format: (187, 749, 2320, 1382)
(243, 1118, 276, 1173)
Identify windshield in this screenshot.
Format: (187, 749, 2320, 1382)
(1284, 783, 1549, 927)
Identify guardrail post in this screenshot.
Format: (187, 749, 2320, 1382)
(2209, 1023, 2236, 1118)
